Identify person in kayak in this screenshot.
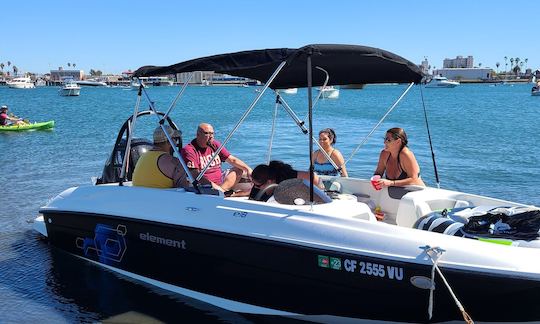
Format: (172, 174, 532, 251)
(0, 106, 25, 126)
(132, 125, 192, 189)
(373, 127, 425, 188)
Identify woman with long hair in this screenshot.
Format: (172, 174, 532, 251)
(373, 127, 425, 188)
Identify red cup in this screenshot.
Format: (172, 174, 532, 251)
(370, 175, 382, 190)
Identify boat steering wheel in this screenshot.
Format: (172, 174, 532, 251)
(254, 183, 279, 201)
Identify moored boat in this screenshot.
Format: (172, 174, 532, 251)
(318, 85, 339, 98)
(6, 77, 35, 89)
(425, 75, 459, 88)
(59, 79, 81, 96)
(34, 44, 540, 323)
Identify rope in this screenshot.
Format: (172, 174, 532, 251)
(419, 86, 440, 188)
(424, 246, 474, 324)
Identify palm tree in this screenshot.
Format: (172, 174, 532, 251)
(496, 62, 500, 73)
(73, 63, 76, 68)
(13, 66, 18, 76)
(0, 63, 4, 72)
(525, 58, 528, 70)
(510, 58, 514, 73)
(67, 63, 71, 68)
(7, 61, 11, 68)
(515, 58, 520, 75)
(479, 63, 482, 68)
(504, 56, 508, 72)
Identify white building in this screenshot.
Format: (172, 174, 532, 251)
(432, 68, 493, 81)
(443, 56, 474, 68)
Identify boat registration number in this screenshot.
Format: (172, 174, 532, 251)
(344, 259, 404, 281)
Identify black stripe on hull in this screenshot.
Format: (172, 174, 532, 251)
(42, 211, 540, 323)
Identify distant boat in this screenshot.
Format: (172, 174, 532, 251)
(318, 85, 339, 99)
(340, 84, 365, 89)
(425, 76, 459, 88)
(282, 88, 298, 94)
(35, 79, 47, 87)
(130, 79, 148, 90)
(76, 79, 108, 87)
(59, 80, 81, 96)
(532, 84, 540, 96)
(7, 77, 35, 89)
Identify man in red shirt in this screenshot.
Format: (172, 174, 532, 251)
(181, 123, 252, 193)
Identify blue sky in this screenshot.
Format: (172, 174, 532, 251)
(2, 0, 538, 75)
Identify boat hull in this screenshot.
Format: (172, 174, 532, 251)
(41, 209, 540, 322)
(0, 120, 54, 131)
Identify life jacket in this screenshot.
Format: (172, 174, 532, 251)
(0, 112, 8, 126)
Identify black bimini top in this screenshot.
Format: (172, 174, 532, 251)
(133, 44, 424, 89)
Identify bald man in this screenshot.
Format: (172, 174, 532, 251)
(181, 123, 252, 193)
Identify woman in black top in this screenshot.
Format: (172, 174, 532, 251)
(373, 128, 425, 188)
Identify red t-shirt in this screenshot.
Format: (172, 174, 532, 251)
(181, 139, 231, 184)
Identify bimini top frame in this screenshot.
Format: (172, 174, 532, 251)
(132, 44, 424, 199)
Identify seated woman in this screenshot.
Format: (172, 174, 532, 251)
(249, 160, 322, 201)
(373, 127, 425, 188)
(312, 128, 348, 177)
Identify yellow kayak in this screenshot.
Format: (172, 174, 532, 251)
(0, 120, 55, 132)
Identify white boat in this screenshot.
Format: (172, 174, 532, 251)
(136, 76, 174, 86)
(59, 80, 81, 96)
(35, 79, 47, 87)
(6, 77, 35, 89)
(318, 85, 339, 98)
(130, 78, 148, 90)
(532, 84, 540, 96)
(282, 88, 298, 94)
(34, 44, 540, 323)
(425, 75, 460, 88)
(76, 79, 108, 87)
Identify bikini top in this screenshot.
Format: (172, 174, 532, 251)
(384, 152, 409, 181)
(313, 150, 339, 176)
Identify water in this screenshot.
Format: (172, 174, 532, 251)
(1, 84, 538, 322)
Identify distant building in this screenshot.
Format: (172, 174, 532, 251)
(50, 68, 84, 81)
(443, 56, 474, 68)
(419, 58, 429, 75)
(433, 68, 493, 81)
(176, 71, 252, 85)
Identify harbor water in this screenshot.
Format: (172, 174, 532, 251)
(1, 83, 539, 322)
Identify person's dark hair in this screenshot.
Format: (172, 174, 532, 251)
(319, 128, 336, 144)
(387, 127, 408, 148)
(269, 160, 296, 183)
(252, 160, 297, 185)
(252, 164, 271, 184)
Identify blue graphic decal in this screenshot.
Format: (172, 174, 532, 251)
(76, 224, 127, 264)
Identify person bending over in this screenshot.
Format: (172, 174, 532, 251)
(373, 127, 425, 188)
(250, 160, 322, 201)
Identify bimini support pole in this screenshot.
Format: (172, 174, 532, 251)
(345, 82, 415, 165)
(196, 60, 287, 183)
(119, 84, 143, 186)
(307, 49, 314, 205)
(419, 86, 440, 188)
(161, 72, 194, 121)
(140, 85, 198, 190)
(267, 94, 281, 164)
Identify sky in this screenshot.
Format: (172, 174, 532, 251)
(2, 0, 538, 75)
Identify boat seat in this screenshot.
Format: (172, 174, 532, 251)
(399, 198, 472, 228)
